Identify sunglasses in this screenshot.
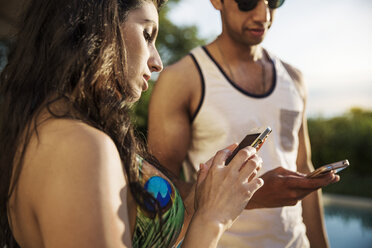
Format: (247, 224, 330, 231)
(234, 0, 285, 12)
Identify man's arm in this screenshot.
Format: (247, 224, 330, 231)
(297, 111, 331, 248)
(292, 64, 332, 247)
(147, 55, 201, 191)
(148, 55, 202, 220)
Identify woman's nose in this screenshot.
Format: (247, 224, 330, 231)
(148, 47, 163, 73)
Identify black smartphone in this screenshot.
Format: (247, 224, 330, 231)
(225, 127, 272, 165)
(306, 160, 350, 178)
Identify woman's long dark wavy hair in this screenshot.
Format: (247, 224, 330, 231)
(0, 0, 165, 247)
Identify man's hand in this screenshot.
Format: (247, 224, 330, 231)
(246, 166, 340, 209)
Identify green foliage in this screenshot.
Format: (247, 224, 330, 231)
(132, 0, 207, 136)
(157, 0, 207, 66)
(132, 81, 155, 140)
(308, 108, 372, 175)
(321, 173, 372, 198)
(308, 108, 372, 198)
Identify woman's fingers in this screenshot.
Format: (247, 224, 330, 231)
(211, 148, 233, 167)
(245, 177, 264, 198)
(226, 143, 239, 152)
(197, 163, 209, 186)
(229, 146, 257, 173)
(204, 143, 238, 168)
(236, 177, 264, 204)
(194, 146, 265, 229)
(239, 155, 263, 182)
(214, 146, 262, 182)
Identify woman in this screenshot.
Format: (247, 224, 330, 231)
(0, 0, 264, 247)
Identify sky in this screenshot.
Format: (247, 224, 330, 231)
(168, 0, 372, 117)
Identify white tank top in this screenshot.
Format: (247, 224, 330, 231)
(184, 46, 310, 248)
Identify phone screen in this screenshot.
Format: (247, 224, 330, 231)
(225, 133, 260, 165)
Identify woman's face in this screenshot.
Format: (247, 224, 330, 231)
(122, 1, 163, 101)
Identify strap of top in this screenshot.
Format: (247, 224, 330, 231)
(282, 61, 306, 103)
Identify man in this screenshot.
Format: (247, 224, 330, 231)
(148, 0, 339, 247)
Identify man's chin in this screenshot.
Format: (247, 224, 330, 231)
(235, 36, 265, 47)
(247, 36, 266, 46)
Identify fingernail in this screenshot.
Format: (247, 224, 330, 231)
(258, 178, 264, 186)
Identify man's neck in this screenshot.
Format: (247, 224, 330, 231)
(214, 34, 264, 63)
(206, 33, 273, 95)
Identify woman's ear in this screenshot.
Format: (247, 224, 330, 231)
(210, 0, 224, 11)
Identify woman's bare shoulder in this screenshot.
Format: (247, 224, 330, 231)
(35, 118, 113, 148)
(17, 118, 131, 247)
(24, 118, 123, 185)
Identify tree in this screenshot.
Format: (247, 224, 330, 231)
(132, 0, 207, 136)
(308, 108, 372, 197)
(309, 108, 372, 175)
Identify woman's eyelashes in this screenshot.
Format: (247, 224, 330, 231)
(143, 29, 154, 43)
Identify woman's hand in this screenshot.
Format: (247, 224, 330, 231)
(194, 145, 264, 230)
(181, 145, 264, 247)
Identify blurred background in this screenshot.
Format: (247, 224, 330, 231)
(1, 0, 371, 247)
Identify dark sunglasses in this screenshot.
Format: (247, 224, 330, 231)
(234, 0, 285, 12)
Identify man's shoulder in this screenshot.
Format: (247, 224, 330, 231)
(280, 60, 303, 83)
(278, 59, 306, 101)
(156, 50, 202, 89)
(264, 49, 303, 79)
(265, 48, 306, 100)
(163, 53, 199, 78)
(151, 47, 205, 117)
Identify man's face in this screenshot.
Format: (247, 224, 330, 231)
(220, 0, 276, 46)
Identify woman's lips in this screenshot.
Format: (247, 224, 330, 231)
(143, 74, 151, 82)
(142, 77, 149, 91)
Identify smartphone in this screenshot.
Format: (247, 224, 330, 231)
(225, 127, 272, 165)
(306, 159, 350, 178)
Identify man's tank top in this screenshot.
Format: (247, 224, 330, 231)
(184, 46, 310, 248)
